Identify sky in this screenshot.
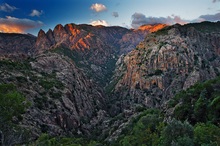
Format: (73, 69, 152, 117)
(0, 0, 219, 35)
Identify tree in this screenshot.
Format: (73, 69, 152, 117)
(119, 109, 164, 146)
(0, 83, 29, 145)
(194, 123, 220, 145)
(160, 119, 194, 146)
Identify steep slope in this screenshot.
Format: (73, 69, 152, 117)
(0, 24, 168, 145)
(111, 22, 220, 111)
(0, 53, 107, 144)
(34, 24, 166, 86)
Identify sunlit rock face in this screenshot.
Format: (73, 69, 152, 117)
(34, 23, 158, 85)
(112, 22, 220, 109)
(137, 24, 168, 32)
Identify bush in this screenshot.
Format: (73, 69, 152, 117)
(0, 83, 30, 145)
(160, 119, 194, 146)
(32, 134, 102, 146)
(119, 109, 164, 146)
(0, 83, 29, 122)
(194, 123, 220, 145)
(170, 76, 220, 125)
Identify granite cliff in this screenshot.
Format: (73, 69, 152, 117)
(34, 23, 164, 85)
(111, 22, 220, 111)
(0, 24, 160, 144)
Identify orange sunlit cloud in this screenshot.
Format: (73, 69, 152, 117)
(0, 24, 24, 33)
(0, 16, 43, 33)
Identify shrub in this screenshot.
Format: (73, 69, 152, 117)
(194, 123, 220, 145)
(0, 83, 30, 145)
(160, 119, 194, 146)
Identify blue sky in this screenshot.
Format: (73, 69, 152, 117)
(0, 0, 219, 35)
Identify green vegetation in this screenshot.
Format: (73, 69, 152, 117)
(39, 78, 63, 90)
(52, 47, 79, 62)
(117, 109, 164, 146)
(31, 76, 220, 146)
(153, 21, 220, 38)
(30, 133, 103, 146)
(112, 76, 220, 145)
(105, 75, 123, 94)
(51, 47, 89, 69)
(0, 83, 30, 145)
(194, 123, 220, 145)
(184, 21, 220, 33)
(148, 69, 163, 77)
(160, 120, 194, 146)
(1, 52, 220, 145)
(52, 47, 117, 86)
(169, 76, 220, 125)
(0, 59, 31, 71)
(0, 83, 29, 122)
(153, 26, 170, 36)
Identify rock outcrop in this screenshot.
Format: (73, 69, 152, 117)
(111, 22, 220, 110)
(0, 23, 168, 144)
(0, 52, 107, 143)
(34, 23, 166, 85)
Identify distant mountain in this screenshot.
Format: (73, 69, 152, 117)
(0, 33, 36, 59)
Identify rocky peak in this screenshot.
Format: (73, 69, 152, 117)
(46, 29, 55, 45)
(35, 29, 52, 54)
(38, 29, 46, 37)
(54, 24, 65, 32)
(64, 24, 81, 36)
(36, 29, 48, 43)
(46, 29, 53, 36)
(53, 24, 68, 43)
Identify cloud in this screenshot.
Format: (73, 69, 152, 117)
(0, 16, 43, 33)
(90, 3, 107, 12)
(131, 12, 220, 29)
(198, 13, 220, 21)
(112, 12, 119, 17)
(0, 3, 17, 12)
(131, 12, 188, 29)
(90, 20, 109, 26)
(30, 9, 43, 17)
(213, 0, 220, 3)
